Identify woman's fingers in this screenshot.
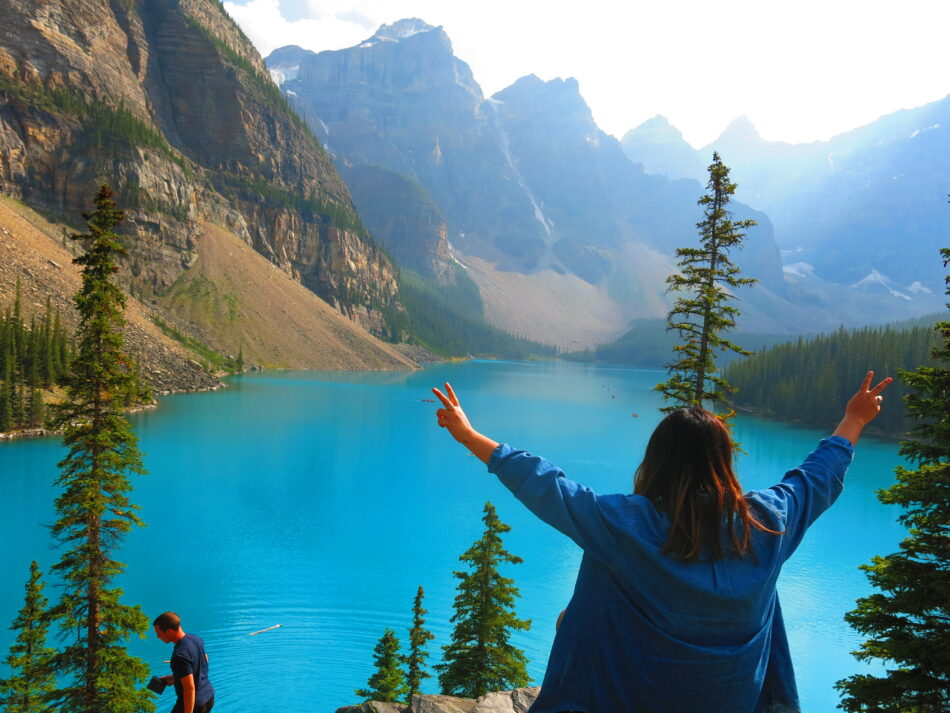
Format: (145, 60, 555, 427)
(870, 376, 893, 396)
(445, 382, 460, 407)
(861, 370, 874, 391)
(432, 387, 453, 408)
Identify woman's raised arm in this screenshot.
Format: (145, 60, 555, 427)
(432, 382, 499, 463)
(831, 371, 893, 445)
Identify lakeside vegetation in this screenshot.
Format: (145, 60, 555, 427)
(0, 286, 71, 432)
(724, 320, 941, 436)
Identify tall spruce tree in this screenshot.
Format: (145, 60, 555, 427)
(655, 152, 757, 413)
(406, 585, 435, 699)
(45, 185, 154, 713)
(354, 628, 408, 703)
(836, 248, 950, 713)
(0, 561, 56, 713)
(437, 502, 530, 698)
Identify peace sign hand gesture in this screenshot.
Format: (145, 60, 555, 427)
(833, 371, 893, 445)
(433, 382, 474, 443)
(432, 382, 499, 463)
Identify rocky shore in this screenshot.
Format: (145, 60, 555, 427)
(336, 687, 540, 713)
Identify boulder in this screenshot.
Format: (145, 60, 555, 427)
(409, 694, 477, 713)
(472, 688, 541, 713)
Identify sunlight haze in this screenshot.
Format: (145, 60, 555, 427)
(223, 0, 950, 147)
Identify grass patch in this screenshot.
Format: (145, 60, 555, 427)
(149, 314, 240, 373)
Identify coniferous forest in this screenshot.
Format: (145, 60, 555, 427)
(724, 320, 941, 436)
(0, 284, 71, 432)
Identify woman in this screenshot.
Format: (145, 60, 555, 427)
(432, 372, 892, 713)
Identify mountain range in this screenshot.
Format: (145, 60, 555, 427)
(266, 19, 945, 348)
(623, 102, 950, 298)
(0, 5, 945, 374)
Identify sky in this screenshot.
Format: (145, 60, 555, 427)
(223, 0, 950, 148)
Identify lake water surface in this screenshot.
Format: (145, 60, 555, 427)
(0, 360, 905, 712)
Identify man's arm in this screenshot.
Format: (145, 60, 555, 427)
(180, 673, 196, 713)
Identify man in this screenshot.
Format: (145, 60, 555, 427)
(153, 612, 215, 713)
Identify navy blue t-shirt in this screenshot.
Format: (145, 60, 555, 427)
(170, 634, 215, 708)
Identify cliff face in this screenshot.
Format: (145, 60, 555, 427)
(0, 0, 400, 334)
(275, 20, 549, 273)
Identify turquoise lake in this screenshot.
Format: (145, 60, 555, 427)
(0, 360, 905, 712)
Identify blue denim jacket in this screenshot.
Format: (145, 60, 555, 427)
(488, 436, 854, 713)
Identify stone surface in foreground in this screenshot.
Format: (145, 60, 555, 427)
(335, 687, 541, 713)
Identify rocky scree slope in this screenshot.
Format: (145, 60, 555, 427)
(0, 0, 402, 341)
(0, 194, 218, 393)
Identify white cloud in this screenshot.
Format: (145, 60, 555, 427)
(222, 0, 370, 55)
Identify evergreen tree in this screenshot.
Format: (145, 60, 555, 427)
(0, 357, 12, 432)
(406, 585, 435, 700)
(354, 628, 408, 703)
(0, 561, 56, 713)
(655, 152, 757, 413)
(836, 248, 950, 713)
(45, 184, 154, 713)
(437, 502, 530, 698)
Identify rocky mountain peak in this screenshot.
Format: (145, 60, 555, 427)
(371, 18, 438, 42)
(625, 115, 688, 145)
(710, 115, 764, 150)
(492, 75, 592, 125)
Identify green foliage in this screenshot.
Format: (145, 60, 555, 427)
(437, 502, 531, 698)
(655, 153, 756, 414)
(46, 185, 154, 713)
(0, 562, 56, 712)
(148, 314, 241, 374)
(406, 585, 435, 699)
(0, 290, 71, 432)
(836, 248, 950, 713)
(397, 268, 555, 359)
(725, 322, 940, 436)
(354, 628, 408, 703)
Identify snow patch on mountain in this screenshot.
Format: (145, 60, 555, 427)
(783, 261, 816, 278)
(852, 270, 912, 301)
(909, 124, 940, 139)
(269, 65, 298, 85)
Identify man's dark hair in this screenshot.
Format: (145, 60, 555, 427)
(153, 611, 182, 631)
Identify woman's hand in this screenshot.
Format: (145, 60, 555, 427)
(832, 371, 893, 445)
(432, 382, 499, 463)
(433, 382, 474, 443)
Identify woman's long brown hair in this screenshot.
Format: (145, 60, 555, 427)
(634, 408, 780, 561)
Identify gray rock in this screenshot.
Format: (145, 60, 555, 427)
(336, 703, 408, 713)
(472, 688, 541, 713)
(410, 694, 477, 713)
